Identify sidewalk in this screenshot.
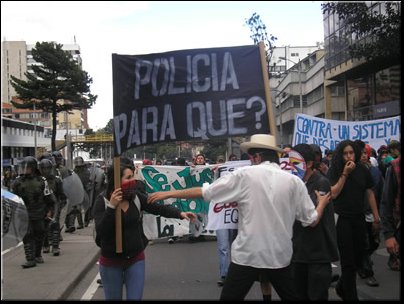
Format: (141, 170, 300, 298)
(2, 224, 100, 300)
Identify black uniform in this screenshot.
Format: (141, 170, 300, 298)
(42, 174, 67, 255)
(12, 174, 47, 268)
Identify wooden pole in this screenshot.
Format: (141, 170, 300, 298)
(258, 41, 277, 139)
(114, 157, 122, 253)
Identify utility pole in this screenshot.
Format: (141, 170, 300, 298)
(33, 102, 37, 157)
(65, 111, 72, 169)
(298, 58, 303, 113)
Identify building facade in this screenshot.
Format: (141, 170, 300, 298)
(1, 117, 51, 167)
(1, 40, 89, 131)
(269, 3, 400, 148)
(270, 49, 345, 147)
(322, 2, 401, 122)
(268, 45, 323, 76)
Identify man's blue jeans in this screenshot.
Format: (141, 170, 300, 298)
(216, 229, 237, 278)
(99, 259, 145, 300)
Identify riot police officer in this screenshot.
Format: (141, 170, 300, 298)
(38, 158, 67, 256)
(52, 151, 71, 179)
(11, 156, 47, 268)
(65, 156, 90, 232)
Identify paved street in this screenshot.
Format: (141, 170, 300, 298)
(2, 222, 400, 301)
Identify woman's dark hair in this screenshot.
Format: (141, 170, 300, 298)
(248, 148, 279, 164)
(354, 140, 366, 153)
(105, 161, 134, 200)
(388, 140, 401, 153)
(194, 153, 206, 165)
(228, 153, 237, 161)
(329, 140, 360, 182)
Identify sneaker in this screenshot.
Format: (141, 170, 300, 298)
(43, 246, 50, 253)
(52, 247, 60, 256)
(35, 256, 44, 263)
(21, 260, 36, 268)
(217, 276, 226, 287)
(97, 278, 103, 287)
(366, 276, 379, 287)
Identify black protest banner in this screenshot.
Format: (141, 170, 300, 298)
(112, 44, 269, 155)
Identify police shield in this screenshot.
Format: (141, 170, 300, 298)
(1, 189, 29, 244)
(81, 191, 90, 211)
(88, 164, 105, 211)
(63, 171, 85, 209)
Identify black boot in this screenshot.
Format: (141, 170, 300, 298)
(50, 221, 60, 250)
(22, 260, 36, 268)
(65, 213, 76, 233)
(22, 242, 36, 269)
(77, 209, 84, 229)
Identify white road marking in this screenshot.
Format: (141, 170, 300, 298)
(81, 269, 101, 300)
(1, 241, 23, 255)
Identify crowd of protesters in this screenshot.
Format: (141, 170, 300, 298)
(1, 137, 400, 300)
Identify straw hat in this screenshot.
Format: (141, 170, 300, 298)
(240, 134, 283, 153)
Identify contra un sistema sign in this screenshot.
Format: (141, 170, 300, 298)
(112, 45, 270, 155)
(293, 113, 401, 154)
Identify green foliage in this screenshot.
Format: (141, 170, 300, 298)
(199, 138, 227, 163)
(321, 2, 401, 63)
(10, 41, 97, 150)
(100, 119, 114, 134)
(245, 13, 277, 64)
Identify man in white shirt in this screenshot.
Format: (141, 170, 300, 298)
(148, 134, 331, 300)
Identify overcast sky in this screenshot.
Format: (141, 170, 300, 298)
(2, 1, 324, 130)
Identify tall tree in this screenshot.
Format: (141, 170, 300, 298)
(245, 13, 277, 68)
(100, 119, 113, 134)
(321, 2, 401, 64)
(10, 41, 97, 151)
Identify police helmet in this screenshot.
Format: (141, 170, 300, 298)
(38, 152, 53, 161)
(52, 151, 64, 165)
(38, 152, 56, 166)
(74, 156, 85, 167)
(39, 158, 54, 177)
(19, 156, 38, 175)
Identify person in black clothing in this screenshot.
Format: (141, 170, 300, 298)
(38, 158, 67, 256)
(93, 162, 196, 300)
(310, 143, 340, 285)
(355, 141, 383, 287)
(380, 155, 401, 272)
(291, 144, 339, 300)
(12, 156, 47, 268)
(328, 140, 380, 300)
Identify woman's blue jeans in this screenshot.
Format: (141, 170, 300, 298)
(99, 259, 145, 300)
(216, 229, 237, 278)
